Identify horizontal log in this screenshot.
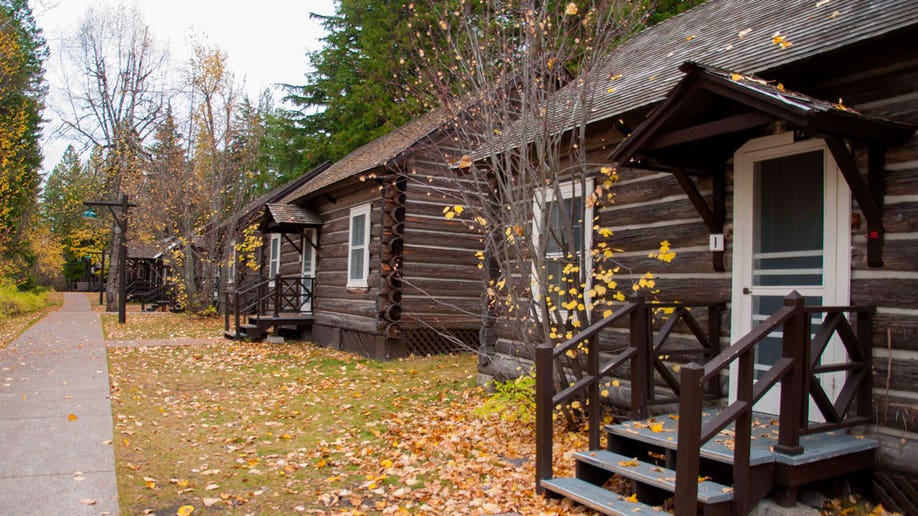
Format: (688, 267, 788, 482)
(599, 221, 710, 251)
(381, 304, 402, 322)
(873, 312, 918, 353)
(385, 192, 407, 206)
(386, 206, 406, 224)
(314, 311, 380, 334)
(873, 355, 918, 393)
(612, 174, 702, 206)
(853, 237, 918, 271)
(882, 201, 918, 233)
(403, 230, 484, 249)
(853, 278, 918, 310)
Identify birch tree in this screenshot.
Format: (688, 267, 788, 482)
(61, 3, 166, 310)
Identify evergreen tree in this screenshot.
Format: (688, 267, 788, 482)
(281, 0, 436, 169)
(0, 0, 46, 286)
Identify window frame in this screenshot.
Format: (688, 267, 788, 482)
(268, 233, 281, 279)
(347, 203, 372, 288)
(531, 179, 594, 322)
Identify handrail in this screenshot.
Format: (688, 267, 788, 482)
(227, 276, 315, 337)
(535, 297, 726, 494)
(673, 293, 874, 515)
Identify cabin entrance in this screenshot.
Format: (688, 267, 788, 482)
(301, 228, 316, 312)
(730, 134, 851, 415)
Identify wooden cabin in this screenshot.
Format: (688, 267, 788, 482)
(227, 108, 484, 359)
(220, 162, 332, 334)
(476, 0, 918, 513)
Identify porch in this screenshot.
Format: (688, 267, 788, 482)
(223, 275, 315, 340)
(535, 293, 877, 515)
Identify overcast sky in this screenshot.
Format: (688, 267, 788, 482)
(31, 0, 336, 174)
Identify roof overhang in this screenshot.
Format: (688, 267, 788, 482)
(261, 203, 323, 233)
(609, 62, 915, 269)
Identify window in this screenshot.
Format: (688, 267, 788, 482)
(347, 204, 371, 287)
(268, 234, 281, 279)
(533, 180, 593, 320)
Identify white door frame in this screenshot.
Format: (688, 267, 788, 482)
(301, 228, 316, 312)
(729, 132, 851, 415)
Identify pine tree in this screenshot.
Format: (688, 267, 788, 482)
(0, 0, 47, 286)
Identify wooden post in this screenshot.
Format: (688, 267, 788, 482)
(733, 349, 754, 515)
(587, 335, 600, 450)
(856, 309, 873, 420)
(630, 296, 649, 420)
(535, 343, 554, 493)
(674, 363, 704, 515)
(224, 291, 231, 332)
(706, 304, 722, 395)
(274, 276, 281, 318)
(776, 292, 805, 455)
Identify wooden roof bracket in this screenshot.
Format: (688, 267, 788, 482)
(283, 233, 303, 256)
(823, 136, 885, 267)
(671, 167, 726, 271)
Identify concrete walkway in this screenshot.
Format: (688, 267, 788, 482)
(0, 293, 118, 515)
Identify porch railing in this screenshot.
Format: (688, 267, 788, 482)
(674, 292, 873, 515)
(535, 297, 725, 489)
(224, 275, 316, 335)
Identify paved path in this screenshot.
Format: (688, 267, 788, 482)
(0, 293, 118, 515)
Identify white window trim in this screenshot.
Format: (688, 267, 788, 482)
(347, 203, 372, 288)
(531, 179, 594, 321)
(268, 233, 281, 279)
(301, 228, 317, 278)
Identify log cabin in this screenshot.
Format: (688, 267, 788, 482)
(472, 0, 918, 513)
(226, 107, 485, 359)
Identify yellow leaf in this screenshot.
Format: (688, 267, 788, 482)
(380, 458, 394, 468)
(68, 413, 78, 421)
(685, 35, 695, 41)
(650, 423, 664, 433)
(177, 506, 195, 516)
(316, 459, 327, 468)
(625, 493, 638, 503)
(618, 460, 639, 467)
(564, 2, 578, 15)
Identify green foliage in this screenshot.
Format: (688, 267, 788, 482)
(0, 0, 47, 287)
(644, 0, 707, 25)
(0, 284, 52, 318)
(475, 374, 536, 423)
(280, 0, 438, 170)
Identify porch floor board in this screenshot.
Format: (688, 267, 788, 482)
(606, 412, 878, 467)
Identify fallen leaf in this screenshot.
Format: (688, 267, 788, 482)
(68, 414, 78, 421)
(80, 499, 96, 505)
(176, 506, 194, 516)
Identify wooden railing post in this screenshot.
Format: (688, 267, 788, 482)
(273, 276, 281, 317)
(776, 291, 805, 455)
(630, 296, 649, 420)
(733, 348, 755, 515)
(707, 304, 723, 396)
(856, 309, 874, 420)
(587, 335, 600, 450)
(674, 363, 704, 516)
(234, 290, 241, 335)
(224, 290, 231, 332)
(535, 343, 554, 493)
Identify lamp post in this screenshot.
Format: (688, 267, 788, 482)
(83, 193, 135, 324)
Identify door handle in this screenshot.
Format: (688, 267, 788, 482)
(743, 287, 751, 294)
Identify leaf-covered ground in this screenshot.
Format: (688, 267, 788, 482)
(0, 291, 63, 350)
(108, 342, 594, 515)
(103, 312, 226, 341)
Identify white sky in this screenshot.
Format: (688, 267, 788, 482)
(31, 0, 336, 174)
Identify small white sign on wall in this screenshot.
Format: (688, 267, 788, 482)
(709, 233, 725, 252)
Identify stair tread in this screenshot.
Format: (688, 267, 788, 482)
(541, 477, 665, 515)
(606, 413, 879, 467)
(575, 450, 733, 504)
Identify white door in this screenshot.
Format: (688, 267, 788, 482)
(300, 229, 316, 312)
(730, 133, 850, 416)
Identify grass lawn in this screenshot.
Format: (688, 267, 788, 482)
(108, 342, 590, 515)
(102, 311, 225, 341)
(0, 291, 63, 350)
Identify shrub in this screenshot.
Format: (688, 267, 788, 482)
(0, 285, 52, 319)
(475, 374, 536, 423)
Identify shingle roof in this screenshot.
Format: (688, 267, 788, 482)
(493, 0, 918, 151)
(265, 203, 323, 227)
(281, 107, 456, 203)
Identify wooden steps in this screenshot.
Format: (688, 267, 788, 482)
(546, 413, 878, 515)
(225, 313, 314, 341)
(541, 477, 665, 514)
